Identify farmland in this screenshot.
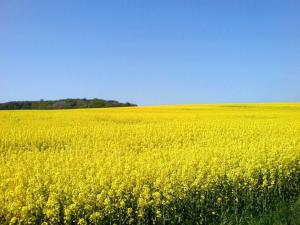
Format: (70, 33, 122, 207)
(0, 103, 299, 224)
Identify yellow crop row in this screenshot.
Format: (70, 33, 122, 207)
(0, 103, 299, 224)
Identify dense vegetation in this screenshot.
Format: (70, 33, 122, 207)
(0, 98, 137, 110)
(0, 103, 299, 224)
(247, 196, 300, 225)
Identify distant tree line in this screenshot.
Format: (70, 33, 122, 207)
(0, 98, 137, 110)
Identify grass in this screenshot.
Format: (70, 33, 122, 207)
(244, 196, 300, 225)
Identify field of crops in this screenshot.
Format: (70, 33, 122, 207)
(0, 103, 299, 224)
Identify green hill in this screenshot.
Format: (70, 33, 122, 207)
(0, 98, 137, 110)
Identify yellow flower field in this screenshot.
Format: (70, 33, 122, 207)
(0, 103, 299, 224)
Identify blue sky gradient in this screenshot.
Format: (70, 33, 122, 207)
(1, 1, 299, 105)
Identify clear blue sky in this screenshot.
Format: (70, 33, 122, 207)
(1, 1, 299, 105)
